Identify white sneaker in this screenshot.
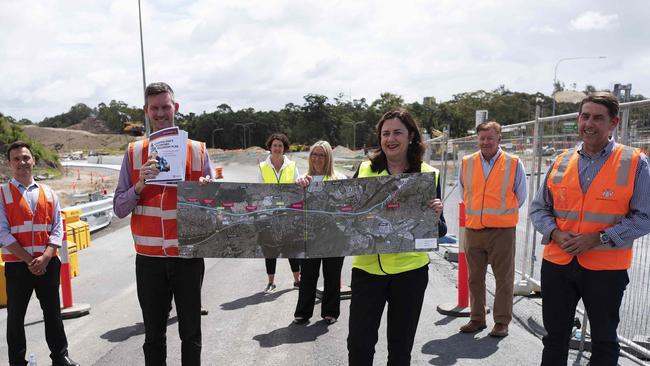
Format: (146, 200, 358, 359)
(264, 283, 277, 294)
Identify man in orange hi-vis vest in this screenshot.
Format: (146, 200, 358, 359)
(113, 82, 213, 366)
(1, 141, 79, 366)
(458, 121, 527, 338)
(531, 92, 650, 365)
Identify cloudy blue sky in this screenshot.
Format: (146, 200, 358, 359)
(1, 0, 648, 122)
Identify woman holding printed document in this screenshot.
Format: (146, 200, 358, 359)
(293, 140, 347, 325)
(347, 110, 447, 366)
(258, 133, 301, 293)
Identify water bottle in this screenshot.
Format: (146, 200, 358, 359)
(28, 353, 37, 366)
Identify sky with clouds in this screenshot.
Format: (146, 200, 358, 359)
(1, 0, 648, 122)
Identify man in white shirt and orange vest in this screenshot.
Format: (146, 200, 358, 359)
(531, 92, 650, 365)
(113, 82, 213, 365)
(459, 121, 527, 338)
(1, 141, 79, 366)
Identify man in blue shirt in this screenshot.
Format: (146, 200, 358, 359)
(1, 141, 78, 366)
(530, 92, 650, 365)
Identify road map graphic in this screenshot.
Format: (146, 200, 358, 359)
(176, 172, 439, 258)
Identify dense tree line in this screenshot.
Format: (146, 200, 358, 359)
(0, 113, 59, 168)
(4, 85, 648, 151)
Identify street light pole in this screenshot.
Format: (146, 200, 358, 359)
(137, 0, 149, 137)
(234, 123, 255, 148)
(243, 122, 255, 148)
(211, 128, 224, 148)
(552, 56, 606, 115)
(347, 121, 365, 150)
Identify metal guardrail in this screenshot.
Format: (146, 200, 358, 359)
(65, 195, 114, 233)
(60, 161, 117, 232)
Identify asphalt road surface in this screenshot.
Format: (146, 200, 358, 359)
(0, 159, 640, 365)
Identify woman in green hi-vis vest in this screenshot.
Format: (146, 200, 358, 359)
(258, 133, 301, 294)
(347, 110, 447, 366)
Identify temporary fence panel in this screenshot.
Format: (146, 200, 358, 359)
(426, 99, 650, 356)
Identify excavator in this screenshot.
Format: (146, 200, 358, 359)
(123, 121, 145, 136)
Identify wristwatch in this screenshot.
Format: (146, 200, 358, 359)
(599, 231, 611, 245)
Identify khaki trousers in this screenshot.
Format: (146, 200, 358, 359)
(464, 227, 516, 325)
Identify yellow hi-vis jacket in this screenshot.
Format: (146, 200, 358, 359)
(260, 160, 296, 184)
(352, 160, 436, 275)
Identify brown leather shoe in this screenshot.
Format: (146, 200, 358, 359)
(489, 323, 509, 337)
(459, 320, 487, 333)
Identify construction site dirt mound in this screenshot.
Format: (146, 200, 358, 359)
(68, 117, 114, 134)
(332, 145, 357, 157)
(22, 124, 138, 153)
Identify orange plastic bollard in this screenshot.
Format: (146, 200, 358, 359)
(436, 201, 471, 317)
(59, 216, 91, 319)
(216, 166, 224, 179)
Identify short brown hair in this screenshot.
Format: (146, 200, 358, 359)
(145, 82, 175, 103)
(6, 141, 34, 160)
(476, 121, 502, 135)
(265, 133, 290, 152)
(579, 92, 619, 118)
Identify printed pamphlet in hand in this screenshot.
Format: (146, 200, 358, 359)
(146, 126, 188, 186)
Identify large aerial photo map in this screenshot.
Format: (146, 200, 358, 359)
(176, 172, 439, 258)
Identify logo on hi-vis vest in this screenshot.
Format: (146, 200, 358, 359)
(601, 188, 614, 199)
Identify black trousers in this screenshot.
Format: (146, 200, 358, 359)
(264, 258, 300, 276)
(294, 257, 344, 319)
(136, 254, 204, 366)
(541, 258, 629, 366)
(347, 265, 429, 366)
(5, 257, 69, 365)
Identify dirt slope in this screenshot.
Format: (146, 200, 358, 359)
(21, 125, 138, 152)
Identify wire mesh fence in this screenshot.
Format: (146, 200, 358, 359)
(426, 99, 650, 359)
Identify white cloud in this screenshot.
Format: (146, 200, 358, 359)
(570, 11, 619, 31)
(1, 1, 648, 122)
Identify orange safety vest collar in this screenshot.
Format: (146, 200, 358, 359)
(545, 144, 640, 270)
(462, 151, 519, 229)
(128, 138, 205, 257)
(1, 183, 56, 262)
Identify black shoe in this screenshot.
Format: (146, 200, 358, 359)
(293, 317, 309, 325)
(52, 355, 80, 366)
(293, 281, 301, 289)
(201, 307, 209, 315)
(323, 317, 337, 325)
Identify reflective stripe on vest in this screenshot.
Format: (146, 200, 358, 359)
(1, 183, 56, 262)
(260, 160, 296, 184)
(128, 138, 205, 257)
(352, 160, 435, 275)
(462, 151, 519, 229)
(545, 144, 640, 270)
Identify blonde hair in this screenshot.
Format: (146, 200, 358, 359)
(308, 140, 334, 177)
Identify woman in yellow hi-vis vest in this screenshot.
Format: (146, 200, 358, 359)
(259, 133, 301, 293)
(347, 110, 447, 366)
(292, 140, 347, 326)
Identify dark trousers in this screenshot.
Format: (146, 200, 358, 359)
(265, 258, 300, 276)
(541, 258, 628, 366)
(347, 265, 429, 366)
(294, 257, 344, 319)
(5, 257, 69, 365)
(136, 254, 204, 366)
